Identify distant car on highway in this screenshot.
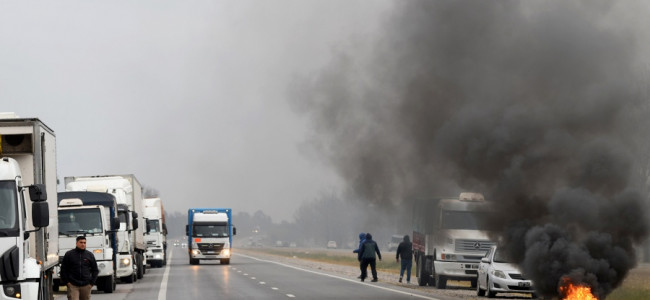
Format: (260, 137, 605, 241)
(477, 245, 537, 298)
(326, 241, 337, 249)
(387, 234, 404, 251)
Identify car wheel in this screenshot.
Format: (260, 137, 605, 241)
(487, 278, 496, 298)
(477, 277, 485, 296)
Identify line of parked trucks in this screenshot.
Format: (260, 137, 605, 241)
(0, 115, 169, 300)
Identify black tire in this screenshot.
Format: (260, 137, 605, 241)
(52, 283, 59, 292)
(220, 259, 230, 265)
(476, 277, 485, 296)
(104, 276, 114, 293)
(122, 274, 134, 283)
(417, 254, 428, 286)
(435, 275, 447, 289)
(190, 258, 199, 265)
(470, 278, 478, 288)
(136, 254, 144, 279)
(531, 293, 538, 299)
(487, 278, 496, 298)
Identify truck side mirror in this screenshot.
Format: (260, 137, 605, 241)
(111, 217, 120, 230)
(32, 201, 49, 227)
(185, 225, 189, 236)
(233, 227, 237, 236)
(163, 224, 168, 235)
(481, 257, 490, 263)
(28, 184, 47, 202)
(146, 221, 151, 234)
(132, 218, 139, 230)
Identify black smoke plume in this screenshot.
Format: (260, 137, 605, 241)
(291, 1, 650, 298)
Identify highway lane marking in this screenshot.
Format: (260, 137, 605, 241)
(251, 277, 256, 279)
(244, 273, 249, 275)
(260, 281, 266, 284)
(237, 253, 440, 300)
(272, 287, 279, 290)
(157, 249, 174, 300)
(287, 294, 296, 298)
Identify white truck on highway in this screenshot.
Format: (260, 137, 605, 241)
(144, 197, 167, 268)
(0, 116, 59, 300)
(413, 192, 494, 289)
(186, 208, 236, 265)
(65, 175, 146, 283)
(54, 191, 120, 293)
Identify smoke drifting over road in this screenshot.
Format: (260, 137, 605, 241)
(292, 1, 650, 298)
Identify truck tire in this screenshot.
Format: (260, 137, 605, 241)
(417, 254, 429, 286)
(220, 259, 230, 265)
(435, 275, 447, 289)
(136, 254, 144, 279)
(52, 279, 59, 292)
(122, 273, 135, 283)
(190, 258, 199, 265)
(102, 276, 114, 293)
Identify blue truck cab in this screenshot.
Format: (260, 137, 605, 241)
(186, 208, 236, 265)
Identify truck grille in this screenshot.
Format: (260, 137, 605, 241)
(198, 243, 224, 252)
(454, 239, 494, 253)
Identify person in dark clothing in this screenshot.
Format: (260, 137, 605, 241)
(352, 232, 366, 279)
(358, 233, 381, 282)
(395, 235, 413, 284)
(60, 236, 99, 300)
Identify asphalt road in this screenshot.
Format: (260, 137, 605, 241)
(54, 246, 440, 300)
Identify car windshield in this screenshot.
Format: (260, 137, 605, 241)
(493, 248, 511, 263)
(0, 181, 18, 231)
(59, 208, 103, 235)
(193, 223, 229, 237)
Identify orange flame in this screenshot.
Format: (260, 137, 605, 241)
(560, 281, 598, 300)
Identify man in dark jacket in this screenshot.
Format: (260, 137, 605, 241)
(352, 232, 366, 279)
(358, 233, 381, 282)
(396, 235, 413, 283)
(60, 236, 99, 300)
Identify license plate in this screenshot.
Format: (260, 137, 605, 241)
(206, 251, 215, 254)
(518, 282, 531, 287)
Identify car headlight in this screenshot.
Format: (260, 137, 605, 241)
(492, 270, 506, 279)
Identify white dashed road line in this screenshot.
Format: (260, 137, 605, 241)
(157, 249, 174, 300)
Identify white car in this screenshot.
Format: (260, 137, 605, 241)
(326, 241, 337, 249)
(477, 245, 537, 298)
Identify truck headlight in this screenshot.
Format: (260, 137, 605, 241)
(120, 258, 131, 267)
(192, 250, 201, 255)
(3, 284, 21, 298)
(93, 249, 103, 254)
(154, 254, 162, 259)
(441, 253, 456, 260)
(492, 270, 506, 279)
(98, 263, 106, 270)
(222, 249, 230, 256)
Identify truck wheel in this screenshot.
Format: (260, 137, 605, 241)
(470, 278, 477, 288)
(220, 259, 230, 265)
(435, 275, 447, 289)
(52, 279, 60, 292)
(136, 254, 144, 279)
(103, 276, 114, 293)
(190, 258, 199, 265)
(122, 274, 135, 283)
(417, 254, 429, 286)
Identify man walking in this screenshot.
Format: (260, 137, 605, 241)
(396, 235, 413, 284)
(60, 236, 99, 300)
(352, 232, 366, 279)
(359, 233, 381, 282)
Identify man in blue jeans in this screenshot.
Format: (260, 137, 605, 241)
(395, 235, 413, 284)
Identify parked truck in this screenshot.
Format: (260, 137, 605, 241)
(413, 192, 494, 289)
(54, 191, 120, 293)
(0, 115, 58, 300)
(186, 208, 236, 265)
(64, 175, 146, 283)
(143, 198, 167, 268)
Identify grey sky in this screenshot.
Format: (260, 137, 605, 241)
(0, 0, 393, 221)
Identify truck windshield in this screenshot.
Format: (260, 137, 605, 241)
(193, 223, 229, 237)
(147, 219, 160, 233)
(0, 181, 18, 233)
(441, 210, 484, 230)
(59, 208, 103, 235)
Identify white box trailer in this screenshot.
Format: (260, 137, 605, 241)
(64, 174, 146, 282)
(0, 116, 59, 300)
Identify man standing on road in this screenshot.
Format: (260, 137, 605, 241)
(352, 232, 366, 279)
(359, 233, 381, 282)
(60, 236, 99, 300)
(396, 235, 413, 284)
